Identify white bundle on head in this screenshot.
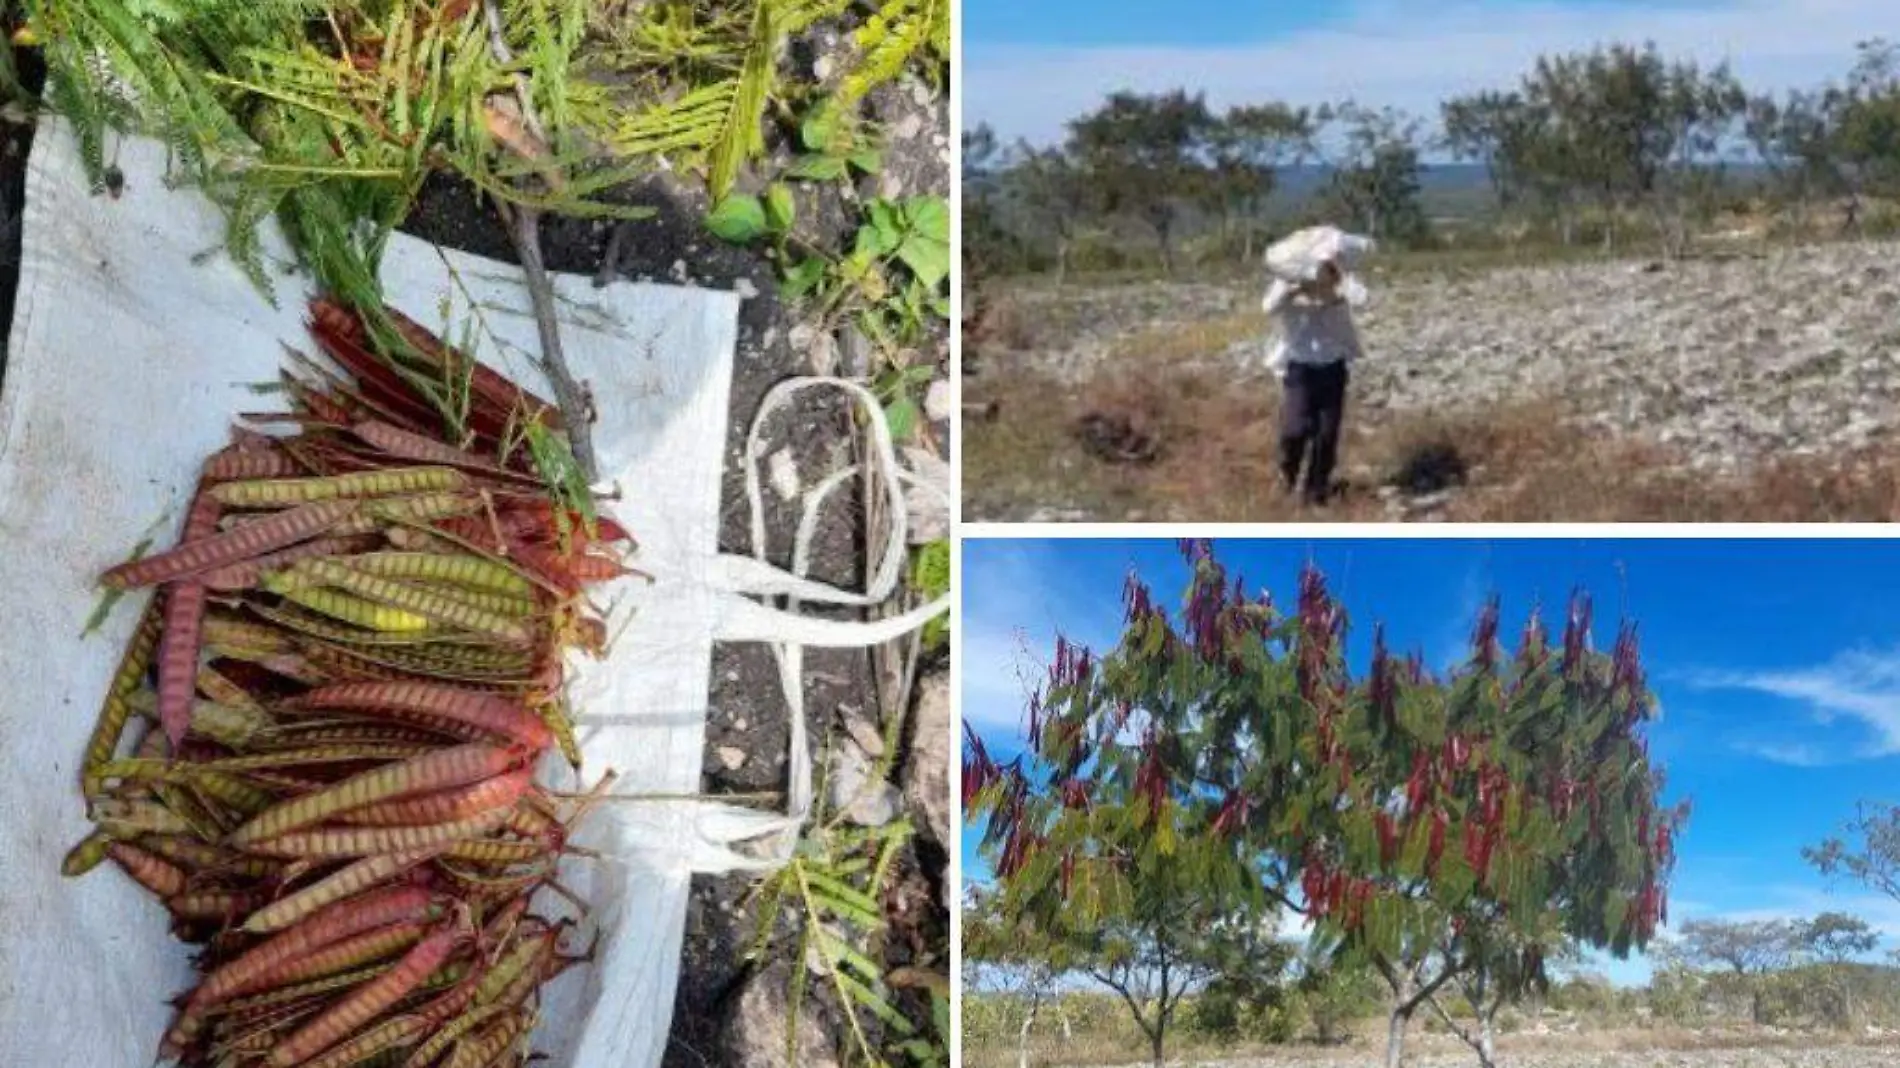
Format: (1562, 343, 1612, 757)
(1266, 225, 1376, 306)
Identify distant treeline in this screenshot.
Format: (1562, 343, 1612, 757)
(962, 39, 1900, 277)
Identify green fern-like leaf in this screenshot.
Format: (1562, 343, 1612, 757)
(835, 0, 948, 107)
(707, 0, 776, 198)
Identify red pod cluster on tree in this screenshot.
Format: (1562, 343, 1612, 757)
(1132, 727, 1169, 821)
(1210, 788, 1251, 839)
(961, 723, 997, 809)
(1610, 621, 1648, 725)
(1373, 810, 1400, 867)
(1368, 626, 1398, 732)
(1517, 606, 1549, 667)
(1060, 777, 1091, 811)
(1562, 590, 1593, 678)
(1404, 749, 1432, 814)
(1471, 595, 1501, 672)
(1121, 569, 1155, 625)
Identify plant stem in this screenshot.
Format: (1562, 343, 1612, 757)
(480, 0, 598, 482)
(506, 203, 600, 482)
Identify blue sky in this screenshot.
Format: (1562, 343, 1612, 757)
(963, 0, 1890, 145)
(961, 538, 1900, 985)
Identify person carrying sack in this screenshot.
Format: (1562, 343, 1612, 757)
(1263, 226, 1375, 506)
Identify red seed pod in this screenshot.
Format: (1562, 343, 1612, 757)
(1404, 750, 1430, 813)
(1374, 811, 1399, 867)
(1445, 734, 1470, 771)
(1426, 809, 1448, 876)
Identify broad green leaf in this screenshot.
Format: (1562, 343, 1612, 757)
(786, 154, 850, 181)
(848, 146, 883, 174)
(885, 396, 919, 441)
(800, 98, 842, 153)
(867, 200, 902, 251)
(895, 197, 951, 288)
(781, 257, 827, 298)
(706, 195, 768, 244)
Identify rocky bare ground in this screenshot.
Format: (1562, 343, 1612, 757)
(981, 241, 1900, 476)
(1182, 1047, 1900, 1068)
(1016, 1031, 1900, 1068)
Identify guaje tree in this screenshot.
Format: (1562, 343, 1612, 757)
(966, 542, 1687, 1067)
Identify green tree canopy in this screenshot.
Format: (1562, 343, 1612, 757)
(1803, 911, 1880, 964)
(1065, 89, 1216, 272)
(966, 542, 1686, 1068)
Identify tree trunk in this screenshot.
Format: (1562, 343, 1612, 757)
(1017, 1001, 1038, 1068)
(1476, 1006, 1499, 1068)
(1151, 1025, 1166, 1068)
(1054, 239, 1070, 291)
(1384, 1005, 1412, 1068)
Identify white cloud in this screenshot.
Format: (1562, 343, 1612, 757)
(966, 0, 1888, 146)
(1686, 647, 1900, 761)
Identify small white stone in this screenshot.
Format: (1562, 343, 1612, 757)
(733, 277, 759, 300)
(767, 447, 800, 500)
(715, 746, 747, 771)
(924, 378, 951, 422)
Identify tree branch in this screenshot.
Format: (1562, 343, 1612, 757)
(1423, 992, 1486, 1055)
(1087, 968, 1162, 1044)
(479, 0, 600, 482)
(1398, 955, 1468, 1015)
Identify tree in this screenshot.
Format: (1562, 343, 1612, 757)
(1824, 38, 1900, 232)
(964, 721, 1276, 1068)
(1440, 91, 1540, 212)
(1317, 102, 1429, 244)
(966, 543, 1686, 1068)
(1065, 89, 1215, 273)
(1648, 57, 1746, 258)
(963, 888, 1069, 1068)
(961, 123, 1015, 279)
(1294, 956, 1382, 1045)
(1675, 917, 1802, 1022)
(1205, 103, 1315, 262)
(1807, 802, 1900, 902)
(1677, 918, 1802, 975)
(1804, 912, 1879, 964)
(1744, 91, 1839, 233)
(1075, 881, 1280, 1068)
(1520, 43, 1678, 251)
(1008, 144, 1094, 288)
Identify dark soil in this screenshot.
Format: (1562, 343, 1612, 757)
(0, 48, 43, 389)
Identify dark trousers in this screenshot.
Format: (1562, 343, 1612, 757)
(1279, 360, 1348, 503)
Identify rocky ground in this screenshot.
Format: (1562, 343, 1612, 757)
(1187, 1046, 1900, 1068)
(989, 1029, 1900, 1068)
(977, 241, 1900, 478)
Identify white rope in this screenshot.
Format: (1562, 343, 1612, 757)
(682, 375, 950, 871)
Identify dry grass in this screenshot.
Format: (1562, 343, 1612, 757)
(963, 363, 1900, 523)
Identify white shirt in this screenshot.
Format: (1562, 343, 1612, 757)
(1263, 279, 1365, 374)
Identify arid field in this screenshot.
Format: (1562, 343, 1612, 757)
(964, 240, 1900, 522)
